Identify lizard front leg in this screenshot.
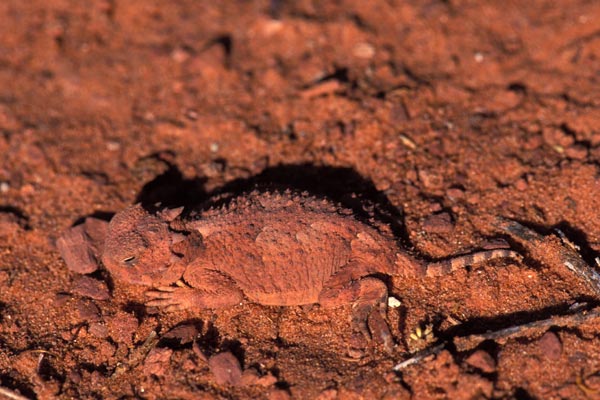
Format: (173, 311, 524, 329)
(145, 267, 243, 312)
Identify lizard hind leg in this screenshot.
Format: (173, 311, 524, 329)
(352, 277, 394, 354)
(319, 275, 394, 355)
(425, 249, 522, 277)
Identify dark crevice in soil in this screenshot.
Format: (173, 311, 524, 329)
(195, 322, 222, 357)
(0, 374, 36, 400)
(0, 205, 31, 230)
(135, 163, 208, 210)
(513, 387, 537, 400)
(460, 340, 499, 380)
(122, 302, 149, 323)
(305, 67, 351, 88)
(72, 211, 114, 227)
(79, 362, 109, 376)
(500, 218, 600, 271)
(219, 339, 245, 368)
(80, 171, 110, 186)
(202, 35, 233, 68)
(441, 300, 600, 340)
(159, 319, 204, 350)
(37, 355, 64, 385)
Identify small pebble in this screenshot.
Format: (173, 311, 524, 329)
(538, 331, 562, 360)
(57, 225, 99, 274)
(481, 238, 510, 250)
(387, 296, 402, 308)
(69, 370, 82, 384)
(72, 276, 110, 300)
(565, 144, 588, 160)
(417, 169, 443, 190)
(422, 212, 454, 233)
(267, 389, 291, 400)
(300, 80, 342, 99)
(256, 373, 278, 387)
(106, 312, 139, 345)
(106, 141, 120, 151)
(0, 212, 23, 237)
(428, 202, 443, 213)
(171, 47, 191, 63)
(208, 352, 243, 386)
(446, 187, 465, 201)
(164, 324, 199, 345)
(514, 178, 528, 191)
(83, 217, 108, 246)
(465, 350, 496, 373)
(353, 42, 375, 59)
(54, 293, 71, 307)
(316, 389, 338, 400)
(144, 348, 173, 376)
(75, 300, 101, 322)
(88, 323, 109, 338)
(240, 369, 277, 387)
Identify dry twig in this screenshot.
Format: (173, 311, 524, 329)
(111, 330, 159, 378)
(393, 306, 600, 370)
(0, 386, 30, 400)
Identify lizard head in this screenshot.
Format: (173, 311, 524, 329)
(101, 204, 196, 286)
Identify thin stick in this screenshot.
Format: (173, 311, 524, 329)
(111, 330, 159, 378)
(453, 306, 600, 351)
(496, 218, 600, 296)
(0, 386, 30, 400)
(393, 306, 600, 370)
(393, 344, 445, 371)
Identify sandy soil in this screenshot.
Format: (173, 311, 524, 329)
(2, 1, 600, 399)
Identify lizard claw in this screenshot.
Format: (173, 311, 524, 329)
(351, 277, 395, 354)
(145, 286, 198, 311)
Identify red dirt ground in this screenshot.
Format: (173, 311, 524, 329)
(2, 1, 600, 399)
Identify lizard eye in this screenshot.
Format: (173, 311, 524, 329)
(122, 255, 137, 265)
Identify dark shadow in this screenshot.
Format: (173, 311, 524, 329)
(72, 211, 114, 227)
(135, 162, 208, 210)
(79, 362, 109, 376)
(158, 319, 205, 350)
(201, 35, 233, 68)
(554, 220, 600, 268)
(37, 355, 64, 384)
(513, 387, 537, 400)
(460, 340, 499, 380)
(0, 205, 30, 230)
(269, 0, 284, 18)
(193, 320, 222, 357)
(134, 162, 409, 245)
(210, 164, 408, 243)
(0, 374, 36, 400)
(497, 218, 600, 273)
(219, 339, 246, 369)
(440, 299, 600, 340)
(122, 302, 149, 323)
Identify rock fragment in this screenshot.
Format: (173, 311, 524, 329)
(465, 350, 496, 373)
(538, 331, 562, 360)
(208, 352, 243, 386)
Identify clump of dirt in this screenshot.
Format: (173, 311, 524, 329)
(1, 1, 600, 399)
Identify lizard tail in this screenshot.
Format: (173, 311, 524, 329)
(425, 249, 522, 277)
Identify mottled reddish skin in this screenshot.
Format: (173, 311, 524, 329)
(100, 192, 405, 350)
(99, 191, 519, 352)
